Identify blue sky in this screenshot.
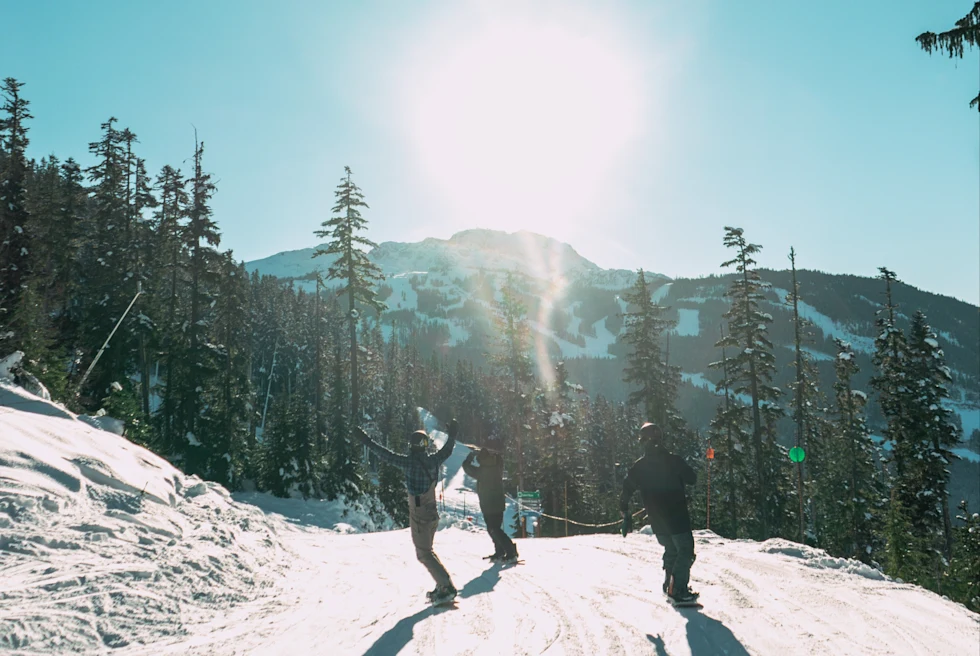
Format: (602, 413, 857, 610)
(3, 0, 978, 303)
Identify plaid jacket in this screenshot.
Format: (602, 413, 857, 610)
(363, 433, 456, 496)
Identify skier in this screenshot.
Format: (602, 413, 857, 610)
(358, 421, 458, 605)
(620, 422, 699, 605)
(462, 432, 518, 563)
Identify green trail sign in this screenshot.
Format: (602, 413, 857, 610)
(789, 446, 806, 463)
(518, 490, 541, 500)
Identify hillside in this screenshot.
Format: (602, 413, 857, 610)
(1, 382, 978, 655)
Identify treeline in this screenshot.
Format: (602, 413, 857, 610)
(1, 78, 976, 612)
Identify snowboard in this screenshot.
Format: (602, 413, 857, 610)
(429, 596, 458, 608)
(665, 596, 702, 609)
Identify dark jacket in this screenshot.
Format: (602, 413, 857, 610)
(361, 432, 455, 497)
(620, 445, 696, 535)
(461, 451, 506, 514)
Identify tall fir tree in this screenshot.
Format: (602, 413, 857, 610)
(621, 270, 680, 443)
(708, 328, 753, 539)
(492, 272, 534, 497)
(313, 166, 386, 429)
(819, 339, 887, 563)
(903, 311, 960, 564)
(0, 78, 33, 354)
(79, 118, 135, 401)
(714, 227, 779, 539)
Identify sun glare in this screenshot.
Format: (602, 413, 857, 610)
(401, 16, 645, 235)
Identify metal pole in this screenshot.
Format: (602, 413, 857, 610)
(75, 284, 142, 397)
(260, 337, 279, 436)
(564, 481, 569, 537)
(707, 458, 712, 531)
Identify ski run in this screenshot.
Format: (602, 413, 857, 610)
(1, 382, 978, 655)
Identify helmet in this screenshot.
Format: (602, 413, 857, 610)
(408, 430, 430, 451)
(639, 422, 663, 447)
(483, 433, 504, 454)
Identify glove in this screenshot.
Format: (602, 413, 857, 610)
(464, 451, 475, 463)
(621, 511, 633, 538)
(446, 418, 459, 439)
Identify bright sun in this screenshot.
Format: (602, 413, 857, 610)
(401, 16, 645, 234)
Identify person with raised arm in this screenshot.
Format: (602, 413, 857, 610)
(358, 419, 458, 605)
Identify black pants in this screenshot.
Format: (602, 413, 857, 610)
(484, 511, 515, 555)
(656, 532, 696, 594)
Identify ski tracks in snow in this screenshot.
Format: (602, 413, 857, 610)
(158, 528, 979, 656)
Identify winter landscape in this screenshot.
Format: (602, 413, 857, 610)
(2, 2, 979, 655)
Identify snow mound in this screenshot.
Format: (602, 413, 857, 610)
(760, 539, 888, 580)
(233, 491, 395, 534)
(0, 383, 292, 653)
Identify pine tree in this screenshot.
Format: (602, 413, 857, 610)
(492, 272, 534, 497)
(820, 338, 887, 563)
(916, 3, 980, 110)
(621, 270, 679, 442)
(715, 227, 780, 539)
(181, 137, 222, 475)
(79, 118, 136, 401)
(313, 166, 386, 428)
(208, 254, 255, 489)
(904, 311, 960, 564)
(948, 500, 980, 612)
(786, 248, 826, 543)
(0, 78, 33, 354)
(152, 164, 189, 454)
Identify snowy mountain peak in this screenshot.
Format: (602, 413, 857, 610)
(372, 228, 602, 282)
(245, 229, 657, 287)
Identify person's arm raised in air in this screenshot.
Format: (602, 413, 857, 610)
(433, 418, 458, 463)
(356, 426, 409, 468)
(461, 450, 480, 480)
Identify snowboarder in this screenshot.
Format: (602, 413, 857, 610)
(358, 421, 459, 605)
(462, 432, 518, 563)
(620, 422, 699, 605)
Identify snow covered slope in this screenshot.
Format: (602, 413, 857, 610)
(2, 385, 979, 655)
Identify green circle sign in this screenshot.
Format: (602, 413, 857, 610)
(789, 446, 806, 463)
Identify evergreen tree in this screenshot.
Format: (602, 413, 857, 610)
(916, 2, 980, 110)
(707, 330, 753, 539)
(904, 311, 960, 563)
(0, 78, 33, 354)
(786, 248, 826, 543)
(208, 254, 255, 488)
(181, 137, 222, 474)
(152, 164, 190, 455)
(819, 339, 886, 563)
(492, 273, 534, 497)
(78, 118, 137, 402)
(715, 227, 780, 538)
(948, 500, 980, 612)
(621, 270, 679, 442)
(313, 166, 386, 428)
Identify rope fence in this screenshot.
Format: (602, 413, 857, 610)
(505, 494, 647, 529)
